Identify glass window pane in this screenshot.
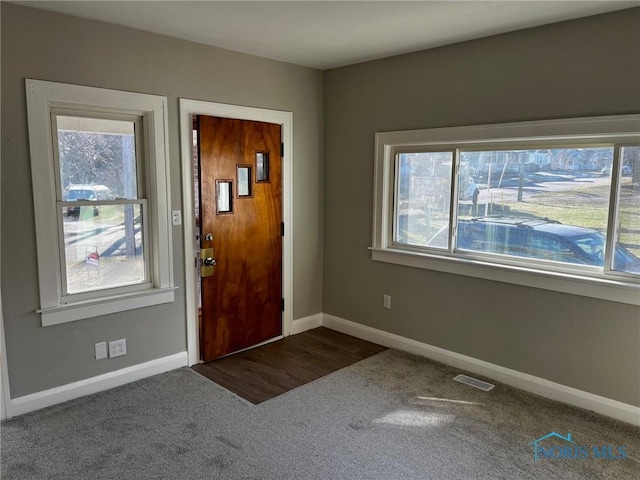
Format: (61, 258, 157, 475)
(216, 180, 233, 214)
(237, 165, 252, 197)
(62, 204, 145, 294)
(57, 116, 137, 200)
(256, 152, 270, 182)
(457, 147, 615, 268)
(395, 152, 453, 248)
(613, 146, 640, 274)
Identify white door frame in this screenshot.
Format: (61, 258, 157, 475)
(1, 106, 11, 419)
(1, 289, 11, 419)
(179, 99, 293, 366)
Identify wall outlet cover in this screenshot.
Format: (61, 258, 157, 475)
(109, 339, 127, 358)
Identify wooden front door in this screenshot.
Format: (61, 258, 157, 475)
(198, 115, 282, 361)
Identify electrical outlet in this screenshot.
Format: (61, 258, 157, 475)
(109, 339, 127, 358)
(95, 342, 107, 360)
(172, 210, 182, 226)
(383, 294, 391, 309)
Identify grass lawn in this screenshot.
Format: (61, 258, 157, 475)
(463, 179, 640, 256)
(63, 204, 145, 293)
(403, 178, 640, 257)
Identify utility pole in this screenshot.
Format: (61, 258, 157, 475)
(517, 152, 524, 202)
(122, 135, 136, 257)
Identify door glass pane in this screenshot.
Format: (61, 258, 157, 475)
(256, 152, 270, 182)
(395, 151, 453, 248)
(62, 203, 145, 294)
(216, 180, 233, 214)
(237, 165, 252, 197)
(57, 116, 137, 200)
(613, 146, 640, 274)
(457, 147, 615, 268)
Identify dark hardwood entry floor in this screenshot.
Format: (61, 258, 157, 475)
(192, 327, 387, 404)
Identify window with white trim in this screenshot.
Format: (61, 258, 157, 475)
(26, 80, 175, 326)
(372, 115, 640, 305)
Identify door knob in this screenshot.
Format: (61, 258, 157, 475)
(204, 257, 216, 266)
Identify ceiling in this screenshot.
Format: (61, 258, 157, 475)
(15, 1, 640, 70)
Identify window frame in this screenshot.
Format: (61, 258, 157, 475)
(52, 110, 151, 299)
(26, 79, 175, 326)
(372, 115, 640, 306)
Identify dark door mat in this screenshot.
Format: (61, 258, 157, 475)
(192, 327, 387, 404)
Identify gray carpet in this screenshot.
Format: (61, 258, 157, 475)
(1, 349, 638, 479)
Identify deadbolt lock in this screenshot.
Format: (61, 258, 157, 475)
(199, 248, 215, 277)
(205, 233, 213, 242)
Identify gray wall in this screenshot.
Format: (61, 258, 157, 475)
(324, 9, 640, 406)
(1, 3, 324, 397)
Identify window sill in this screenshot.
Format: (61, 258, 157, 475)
(37, 287, 177, 327)
(370, 247, 640, 306)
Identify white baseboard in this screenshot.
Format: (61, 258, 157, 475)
(5, 312, 321, 419)
(7, 352, 188, 418)
(7, 315, 638, 426)
(322, 313, 640, 427)
(291, 313, 323, 335)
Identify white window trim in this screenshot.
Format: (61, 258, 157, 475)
(26, 79, 175, 326)
(372, 114, 640, 306)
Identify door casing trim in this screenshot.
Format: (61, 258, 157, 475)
(179, 99, 293, 366)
